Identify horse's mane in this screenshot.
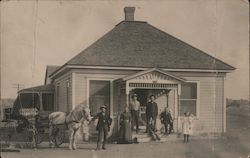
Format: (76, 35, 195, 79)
(72, 104, 88, 111)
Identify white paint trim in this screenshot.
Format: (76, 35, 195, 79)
(50, 65, 233, 78)
(127, 80, 181, 84)
(122, 68, 186, 82)
(223, 77, 226, 133)
(174, 89, 178, 119)
(110, 80, 114, 117)
(179, 80, 200, 119)
(71, 72, 76, 109)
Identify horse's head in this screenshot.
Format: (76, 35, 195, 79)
(82, 106, 92, 122)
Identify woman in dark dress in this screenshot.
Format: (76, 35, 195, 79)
(118, 107, 133, 144)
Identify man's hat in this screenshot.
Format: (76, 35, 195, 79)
(149, 94, 155, 98)
(132, 94, 137, 97)
(100, 105, 107, 109)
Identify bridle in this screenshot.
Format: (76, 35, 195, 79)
(69, 106, 90, 124)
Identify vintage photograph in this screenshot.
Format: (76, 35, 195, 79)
(0, 0, 249, 158)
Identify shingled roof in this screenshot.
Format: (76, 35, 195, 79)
(45, 65, 60, 84)
(65, 20, 234, 71)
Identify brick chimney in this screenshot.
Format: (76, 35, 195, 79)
(124, 7, 135, 21)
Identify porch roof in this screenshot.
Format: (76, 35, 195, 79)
(18, 84, 54, 94)
(117, 68, 186, 82)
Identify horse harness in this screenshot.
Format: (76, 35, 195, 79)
(65, 108, 86, 125)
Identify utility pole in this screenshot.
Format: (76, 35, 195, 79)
(12, 83, 25, 93)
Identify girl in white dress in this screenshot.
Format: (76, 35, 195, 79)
(182, 111, 194, 143)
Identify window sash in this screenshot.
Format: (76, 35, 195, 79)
(180, 82, 198, 116)
(89, 80, 111, 116)
(180, 99, 197, 116)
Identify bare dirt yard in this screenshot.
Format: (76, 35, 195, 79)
(1, 104, 249, 158)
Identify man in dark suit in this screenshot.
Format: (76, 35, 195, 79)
(93, 105, 112, 150)
(146, 95, 158, 133)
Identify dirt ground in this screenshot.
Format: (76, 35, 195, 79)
(1, 105, 249, 158)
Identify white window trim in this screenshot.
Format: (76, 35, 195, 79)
(179, 81, 200, 119)
(86, 77, 114, 117)
(56, 83, 60, 111)
(66, 79, 70, 112)
(71, 72, 76, 109)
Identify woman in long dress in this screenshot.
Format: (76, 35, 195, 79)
(182, 111, 194, 143)
(118, 107, 132, 144)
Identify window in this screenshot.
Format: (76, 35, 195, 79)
(42, 93, 54, 111)
(4, 108, 12, 120)
(89, 80, 110, 116)
(180, 82, 197, 116)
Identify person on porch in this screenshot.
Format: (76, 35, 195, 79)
(130, 93, 140, 133)
(117, 106, 133, 144)
(146, 95, 158, 133)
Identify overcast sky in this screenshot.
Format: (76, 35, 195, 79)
(1, 0, 249, 100)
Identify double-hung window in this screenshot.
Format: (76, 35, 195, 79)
(180, 82, 198, 116)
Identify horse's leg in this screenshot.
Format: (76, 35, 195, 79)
(72, 129, 77, 150)
(73, 126, 80, 150)
(49, 123, 54, 148)
(69, 126, 74, 150)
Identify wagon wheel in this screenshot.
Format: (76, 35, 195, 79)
(23, 124, 34, 147)
(51, 126, 65, 147)
(35, 129, 45, 145)
(3, 122, 13, 145)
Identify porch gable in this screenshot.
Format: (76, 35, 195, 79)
(121, 68, 186, 83)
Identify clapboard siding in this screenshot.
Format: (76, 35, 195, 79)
(183, 75, 224, 134)
(74, 73, 87, 107)
(54, 71, 72, 112)
(73, 72, 125, 112)
(53, 68, 226, 134)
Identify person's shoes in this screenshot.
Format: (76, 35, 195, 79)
(95, 146, 101, 150)
(102, 146, 106, 150)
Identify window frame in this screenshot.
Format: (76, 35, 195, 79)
(179, 81, 200, 119)
(66, 79, 70, 112)
(86, 77, 113, 116)
(56, 83, 60, 111)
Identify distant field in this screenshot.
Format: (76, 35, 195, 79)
(225, 104, 249, 156)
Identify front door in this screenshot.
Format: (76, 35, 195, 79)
(131, 88, 175, 132)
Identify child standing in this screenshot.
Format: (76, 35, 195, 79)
(182, 111, 193, 143)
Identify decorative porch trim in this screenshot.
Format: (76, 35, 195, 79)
(128, 83, 178, 90)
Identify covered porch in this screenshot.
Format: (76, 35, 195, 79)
(114, 68, 186, 134)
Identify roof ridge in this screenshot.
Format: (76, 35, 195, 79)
(115, 20, 147, 26)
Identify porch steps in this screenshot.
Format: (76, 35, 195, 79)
(132, 132, 180, 143)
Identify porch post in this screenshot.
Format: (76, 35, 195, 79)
(165, 89, 171, 108)
(125, 82, 130, 108)
(39, 93, 43, 111)
(177, 84, 181, 137)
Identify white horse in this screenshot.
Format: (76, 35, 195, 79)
(48, 105, 92, 150)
